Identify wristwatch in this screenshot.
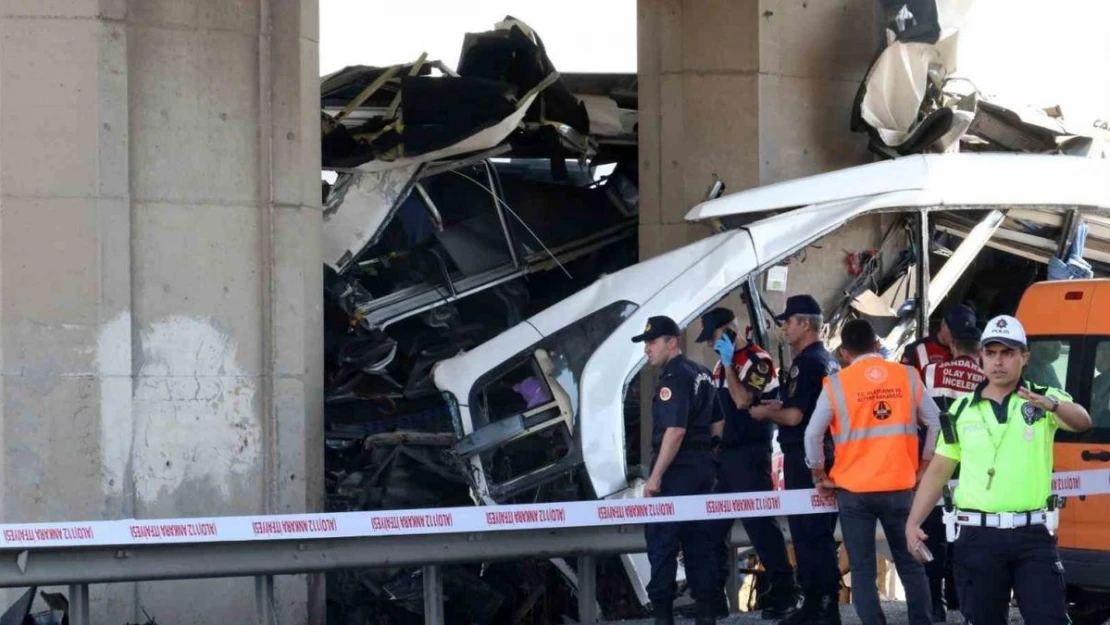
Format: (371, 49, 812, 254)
(1048, 395, 1060, 412)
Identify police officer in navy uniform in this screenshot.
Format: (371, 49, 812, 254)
(697, 307, 800, 618)
(633, 315, 721, 625)
(750, 295, 842, 625)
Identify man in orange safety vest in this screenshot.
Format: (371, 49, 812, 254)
(804, 319, 941, 625)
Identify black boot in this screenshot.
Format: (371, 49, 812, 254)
(929, 578, 946, 622)
(931, 597, 947, 623)
(695, 600, 718, 625)
(652, 603, 674, 625)
(808, 593, 842, 625)
(776, 590, 815, 625)
(760, 574, 800, 620)
(710, 592, 729, 618)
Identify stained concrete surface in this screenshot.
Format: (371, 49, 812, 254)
(0, 1, 322, 624)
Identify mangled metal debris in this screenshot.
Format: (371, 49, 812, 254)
(320, 16, 645, 625)
(854, 0, 1110, 159)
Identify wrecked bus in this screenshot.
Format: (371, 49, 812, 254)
(431, 152, 1110, 617)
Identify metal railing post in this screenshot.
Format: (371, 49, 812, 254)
(255, 575, 276, 625)
(423, 564, 444, 625)
(577, 555, 597, 624)
(67, 583, 90, 625)
(727, 539, 740, 614)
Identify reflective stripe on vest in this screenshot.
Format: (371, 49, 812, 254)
(826, 364, 920, 444)
(825, 360, 922, 492)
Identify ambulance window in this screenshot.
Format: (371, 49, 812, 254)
(1087, 341, 1110, 435)
(1026, 339, 1068, 390)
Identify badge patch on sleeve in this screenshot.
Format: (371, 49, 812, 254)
(659, 387, 672, 401)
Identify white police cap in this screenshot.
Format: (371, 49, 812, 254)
(981, 315, 1027, 349)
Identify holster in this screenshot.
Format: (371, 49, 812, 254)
(1046, 494, 1061, 536)
(941, 484, 959, 542)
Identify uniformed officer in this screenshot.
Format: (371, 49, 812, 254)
(901, 304, 976, 375)
(633, 315, 721, 625)
(804, 318, 938, 625)
(696, 307, 799, 619)
(905, 315, 1092, 625)
(749, 294, 842, 625)
(918, 315, 985, 620)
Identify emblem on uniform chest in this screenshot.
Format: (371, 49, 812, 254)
(1021, 401, 1044, 425)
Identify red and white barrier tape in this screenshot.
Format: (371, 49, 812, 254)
(1, 469, 1106, 550)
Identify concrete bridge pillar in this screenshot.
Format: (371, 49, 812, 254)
(0, 1, 323, 623)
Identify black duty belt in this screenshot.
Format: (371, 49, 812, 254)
(652, 441, 712, 453)
(719, 441, 771, 450)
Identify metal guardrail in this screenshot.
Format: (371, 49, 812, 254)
(7, 469, 1105, 625)
(1, 521, 782, 625)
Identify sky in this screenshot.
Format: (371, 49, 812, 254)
(319, 0, 1108, 126)
(318, 0, 637, 75)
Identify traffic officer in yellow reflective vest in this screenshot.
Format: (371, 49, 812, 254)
(804, 319, 938, 625)
(633, 315, 721, 625)
(905, 315, 1092, 625)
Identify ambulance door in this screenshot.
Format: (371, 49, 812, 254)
(1062, 279, 1110, 551)
(1026, 334, 1083, 550)
(1066, 335, 1110, 550)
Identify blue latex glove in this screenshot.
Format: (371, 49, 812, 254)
(714, 335, 735, 364)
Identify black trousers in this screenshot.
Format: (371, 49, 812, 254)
(710, 444, 794, 593)
(645, 451, 717, 607)
(952, 524, 1069, 625)
(781, 444, 841, 596)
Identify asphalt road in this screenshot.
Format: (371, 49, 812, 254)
(611, 601, 1024, 624)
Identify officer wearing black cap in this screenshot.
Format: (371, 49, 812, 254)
(901, 304, 978, 376)
(750, 294, 842, 625)
(696, 307, 799, 618)
(632, 315, 721, 625)
(918, 307, 984, 620)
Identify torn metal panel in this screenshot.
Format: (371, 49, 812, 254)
(321, 17, 594, 174)
(966, 100, 1066, 152)
(354, 91, 542, 174)
(323, 164, 421, 273)
(854, 0, 1109, 159)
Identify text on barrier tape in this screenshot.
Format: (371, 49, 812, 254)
(1, 468, 1107, 550)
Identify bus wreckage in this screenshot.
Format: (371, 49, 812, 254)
(325, 143, 1110, 623)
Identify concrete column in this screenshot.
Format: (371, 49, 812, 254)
(0, 1, 322, 623)
(638, 0, 883, 451)
(638, 0, 884, 315)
